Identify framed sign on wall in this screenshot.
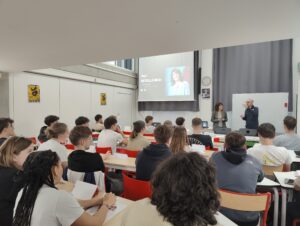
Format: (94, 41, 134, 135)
(28, 84, 40, 103)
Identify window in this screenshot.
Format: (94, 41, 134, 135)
(103, 59, 134, 71)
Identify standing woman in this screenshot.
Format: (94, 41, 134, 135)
(13, 150, 116, 226)
(170, 127, 191, 154)
(0, 137, 34, 226)
(211, 102, 228, 129)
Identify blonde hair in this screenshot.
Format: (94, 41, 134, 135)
(0, 136, 32, 167)
(46, 122, 67, 139)
(170, 127, 189, 154)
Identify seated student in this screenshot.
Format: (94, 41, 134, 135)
(0, 137, 34, 226)
(14, 150, 116, 226)
(97, 116, 127, 154)
(170, 126, 191, 154)
(163, 120, 173, 128)
(0, 118, 15, 146)
(175, 117, 185, 127)
(136, 125, 172, 181)
(68, 126, 110, 173)
(247, 123, 292, 170)
(210, 132, 264, 226)
(38, 122, 69, 168)
(188, 117, 214, 149)
(286, 177, 300, 225)
(145, 115, 155, 134)
(109, 152, 220, 226)
(91, 114, 104, 132)
(274, 116, 300, 151)
(126, 120, 150, 151)
(75, 116, 90, 127)
(38, 115, 59, 143)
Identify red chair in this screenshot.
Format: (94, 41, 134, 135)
(96, 147, 112, 154)
(65, 144, 75, 150)
(117, 148, 139, 158)
(213, 137, 220, 142)
(123, 131, 131, 136)
(293, 219, 300, 226)
(219, 189, 271, 226)
(144, 133, 154, 137)
(92, 133, 99, 139)
(27, 137, 37, 144)
(122, 173, 152, 201)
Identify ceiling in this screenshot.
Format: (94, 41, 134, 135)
(0, 0, 299, 72)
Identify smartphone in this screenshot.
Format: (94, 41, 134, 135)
(284, 178, 294, 185)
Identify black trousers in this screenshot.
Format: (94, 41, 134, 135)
(232, 218, 259, 226)
(286, 191, 300, 226)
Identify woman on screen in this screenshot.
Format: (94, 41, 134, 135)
(169, 69, 190, 96)
(211, 102, 228, 129)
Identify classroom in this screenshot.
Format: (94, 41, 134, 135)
(0, 1, 300, 226)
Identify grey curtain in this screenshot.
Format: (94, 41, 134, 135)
(213, 39, 293, 111)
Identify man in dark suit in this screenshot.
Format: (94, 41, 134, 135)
(241, 99, 259, 129)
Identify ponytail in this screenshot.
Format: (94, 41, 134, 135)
(13, 150, 59, 226)
(46, 122, 67, 139)
(130, 120, 145, 139)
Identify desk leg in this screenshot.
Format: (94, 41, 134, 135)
(272, 188, 279, 226)
(281, 188, 287, 226)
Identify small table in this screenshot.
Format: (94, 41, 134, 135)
(274, 171, 296, 226)
(257, 177, 280, 226)
(103, 155, 136, 172)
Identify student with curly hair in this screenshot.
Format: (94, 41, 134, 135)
(110, 152, 220, 226)
(13, 150, 116, 226)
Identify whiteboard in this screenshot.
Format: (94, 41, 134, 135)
(232, 93, 289, 133)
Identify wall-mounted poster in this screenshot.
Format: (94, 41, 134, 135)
(100, 93, 107, 105)
(28, 84, 40, 103)
(201, 88, 210, 99)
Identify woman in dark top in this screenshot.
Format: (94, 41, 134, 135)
(68, 126, 110, 174)
(0, 137, 33, 226)
(211, 102, 228, 129)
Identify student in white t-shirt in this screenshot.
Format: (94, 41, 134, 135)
(97, 116, 127, 154)
(247, 123, 293, 170)
(14, 150, 116, 226)
(273, 116, 300, 152)
(38, 122, 69, 168)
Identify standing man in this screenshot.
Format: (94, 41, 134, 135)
(240, 99, 259, 129)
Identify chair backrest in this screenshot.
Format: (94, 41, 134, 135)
(96, 146, 112, 154)
(144, 133, 154, 137)
(123, 131, 132, 136)
(67, 169, 106, 192)
(27, 137, 37, 144)
(65, 144, 75, 150)
(219, 189, 271, 226)
(122, 173, 152, 201)
(262, 164, 283, 176)
(117, 148, 139, 158)
(92, 133, 100, 139)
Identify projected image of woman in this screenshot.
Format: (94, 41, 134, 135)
(169, 69, 190, 96)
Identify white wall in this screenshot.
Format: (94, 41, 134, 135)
(137, 49, 214, 132)
(10, 72, 135, 137)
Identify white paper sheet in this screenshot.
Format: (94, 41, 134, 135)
(72, 180, 98, 200)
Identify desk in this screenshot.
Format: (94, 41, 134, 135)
(104, 198, 237, 226)
(124, 134, 156, 142)
(274, 171, 296, 226)
(103, 155, 136, 172)
(257, 178, 280, 226)
(103, 150, 216, 172)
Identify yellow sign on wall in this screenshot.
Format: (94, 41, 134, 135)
(100, 93, 106, 105)
(28, 85, 40, 103)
